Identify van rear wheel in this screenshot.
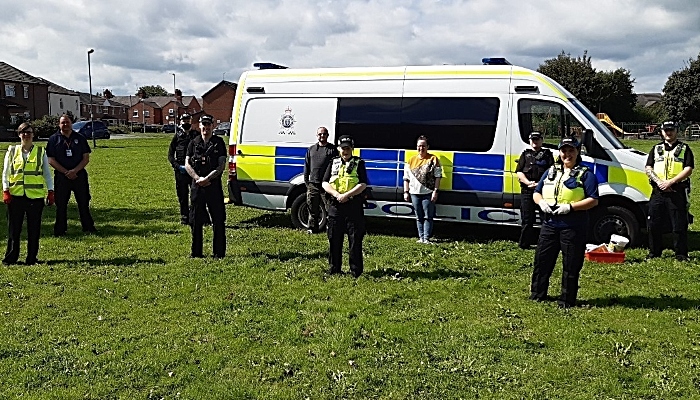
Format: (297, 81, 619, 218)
(590, 205, 640, 247)
(290, 193, 327, 231)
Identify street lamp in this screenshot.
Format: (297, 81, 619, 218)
(87, 49, 96, 148)
(171, 73, 176, 125)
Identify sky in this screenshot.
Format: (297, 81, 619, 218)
(1, 0, 699, 98)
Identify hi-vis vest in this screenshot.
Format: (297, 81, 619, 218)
(329, 156, 360, 194)
(653, 142, 687, 181)
(8, 145, 46, 199)
(541, 165, 588, 205)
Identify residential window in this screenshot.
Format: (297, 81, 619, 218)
(169, 108, 174, 115)
(133, 110, 138, 118)
(75, 100, 79, 110)
(23, 85, 29, 98)
(60, 98, 64, 109)
(144, 110, 150, 117)
(5, 84, 15, 97)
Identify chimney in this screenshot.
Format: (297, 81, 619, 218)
(175, 88, 183, 103)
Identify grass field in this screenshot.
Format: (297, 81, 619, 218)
(1, 136, 700, 399)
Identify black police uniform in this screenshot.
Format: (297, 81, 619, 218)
(323, 156, 368, 277)
(515, 147, 554, 248)
(187, 134, 227, 258)
(168, 125, 198, 224)
(646, 140, 694, 259)
(46, 130, 96, 235)
(304, 142, 338, 232)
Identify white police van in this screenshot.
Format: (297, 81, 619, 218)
(226, 59, 651, 245)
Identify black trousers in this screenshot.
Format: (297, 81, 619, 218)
(306, 182, 326, 231)
(519, 188, 539, 247)
(54, 172, 95, 235)
(648, 189, 689, 257)
(327, 213, 365, 277)
(4, 196, 44, 264)
(190, 182, 226, 258)
(174, 169, 192, 222)
(531, 223, 586, 307)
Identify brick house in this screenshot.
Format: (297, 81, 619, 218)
(113, 92, 203, 126)
(202, 80, 237, 124)
(38, 78, 81, 119)
(0, 61, 49, 127)
(77, 93, 130, 125)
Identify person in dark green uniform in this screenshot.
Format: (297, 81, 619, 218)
(322, 135, 368, 277)
(645, 121, 694, 261)
(530, 136, 599, 308)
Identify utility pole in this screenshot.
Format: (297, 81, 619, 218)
(87, 49, 96, 147)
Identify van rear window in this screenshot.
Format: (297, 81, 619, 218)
(336, 97, 499, 152)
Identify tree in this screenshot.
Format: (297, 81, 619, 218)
(538, 51, 637, 122)
(663, 53, 700, 122)
(136, 85, 169, 98)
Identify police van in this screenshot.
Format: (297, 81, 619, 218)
(226, 59, 651, 245)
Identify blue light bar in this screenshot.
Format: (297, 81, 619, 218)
(482, 58, 512, 65)
(253, 62, 288, 70)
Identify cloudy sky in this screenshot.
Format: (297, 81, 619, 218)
(2, 0, 698, 97)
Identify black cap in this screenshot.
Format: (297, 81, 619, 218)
(179, 113, 192, 121)
(529, 131, 543, 140)
(558, 136, 580, 149)
(661, 121, 678, 130)
(338, 135, 354, 148)
(199, 114, 213, 124)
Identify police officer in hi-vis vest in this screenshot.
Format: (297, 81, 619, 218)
(168, 113, 199, 225)
(322, 135, 368, 277)
(516, 131, 554, 249)
(646, 121, 694, 261)
(2, 122, 54, 265)
(530, 136, 599, 308)
(185, 114, 227, 259)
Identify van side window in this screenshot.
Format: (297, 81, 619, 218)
(518, 99, 584, 146)
(337, 97, 500, 151)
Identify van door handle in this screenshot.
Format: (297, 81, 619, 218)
(237, 150, 242, 155)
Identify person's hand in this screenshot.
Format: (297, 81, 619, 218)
(658, 180, 675, 192)
(65, 169, 78, 180)
(336, 193, 348, 203)
(431, 191, 438, 202)
(528, 181, 537, 189)
(196, 176, 210, 187)
(3, 190, 11, 205)
(552, 203, 572, 215)
(403, 192, 410, 202)
(538, 199, 553, 214)
(46, 190, 55, 206)
(179, 165, 187, 174)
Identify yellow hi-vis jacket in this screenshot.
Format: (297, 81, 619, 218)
(329, 156, 360, 194)
(8, 145, 46, 199)
(653, 142, 687, 181)
(541, 165, 588, 205)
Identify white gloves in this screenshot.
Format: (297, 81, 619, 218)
(538, 200, 553, 214)
(552, 204, 572, 215)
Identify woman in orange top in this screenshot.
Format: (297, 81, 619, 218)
(403, 136, 442, 243)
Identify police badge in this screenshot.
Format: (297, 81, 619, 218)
(278, 107, 296, 135)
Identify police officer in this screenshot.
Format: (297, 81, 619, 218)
(322, 135, 368, 277)
(46, 114, 97, 236)
(303, 126, 338, 233)
(168, 113, 198, 224)
(646, 121, 694, 261)
(516, 131, 554, 249)
(530, 136, 599, 308)
(185, 114, 227, 259)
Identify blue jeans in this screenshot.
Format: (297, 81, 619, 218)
(411, 193, 435, 241)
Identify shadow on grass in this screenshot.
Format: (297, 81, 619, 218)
(249, 250, 326, 262)
(582, 295, 700, 310)
(368, 267, 479, 280)
(44, 256, 167, 266)
(241, 213, 294, 229)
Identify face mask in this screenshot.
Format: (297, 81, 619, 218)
(181, 123, 191, 130)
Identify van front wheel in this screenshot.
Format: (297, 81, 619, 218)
(290, 193, 327, 231)
(590, 205, 640, 247)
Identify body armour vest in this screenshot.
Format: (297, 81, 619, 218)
(8, 145, 46, 199)
(329, 156, 360, 194)
(174, 129, 197, 165)
(541, 165, 588, 205)
(189, 136, 225, 178)
(653, 142, 687, 181)
(521, 149, 552, 184)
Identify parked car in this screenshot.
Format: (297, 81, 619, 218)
(162, 124, 177, 133)
(213, 122, 231, 136)
(72, 120, 110, 139)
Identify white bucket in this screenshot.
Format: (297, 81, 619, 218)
(607, 234, 630, 252)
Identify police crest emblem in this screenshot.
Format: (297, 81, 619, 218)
(278, 107, 296, 135)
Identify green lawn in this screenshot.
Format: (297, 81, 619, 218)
(1, 136, 700, 399)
